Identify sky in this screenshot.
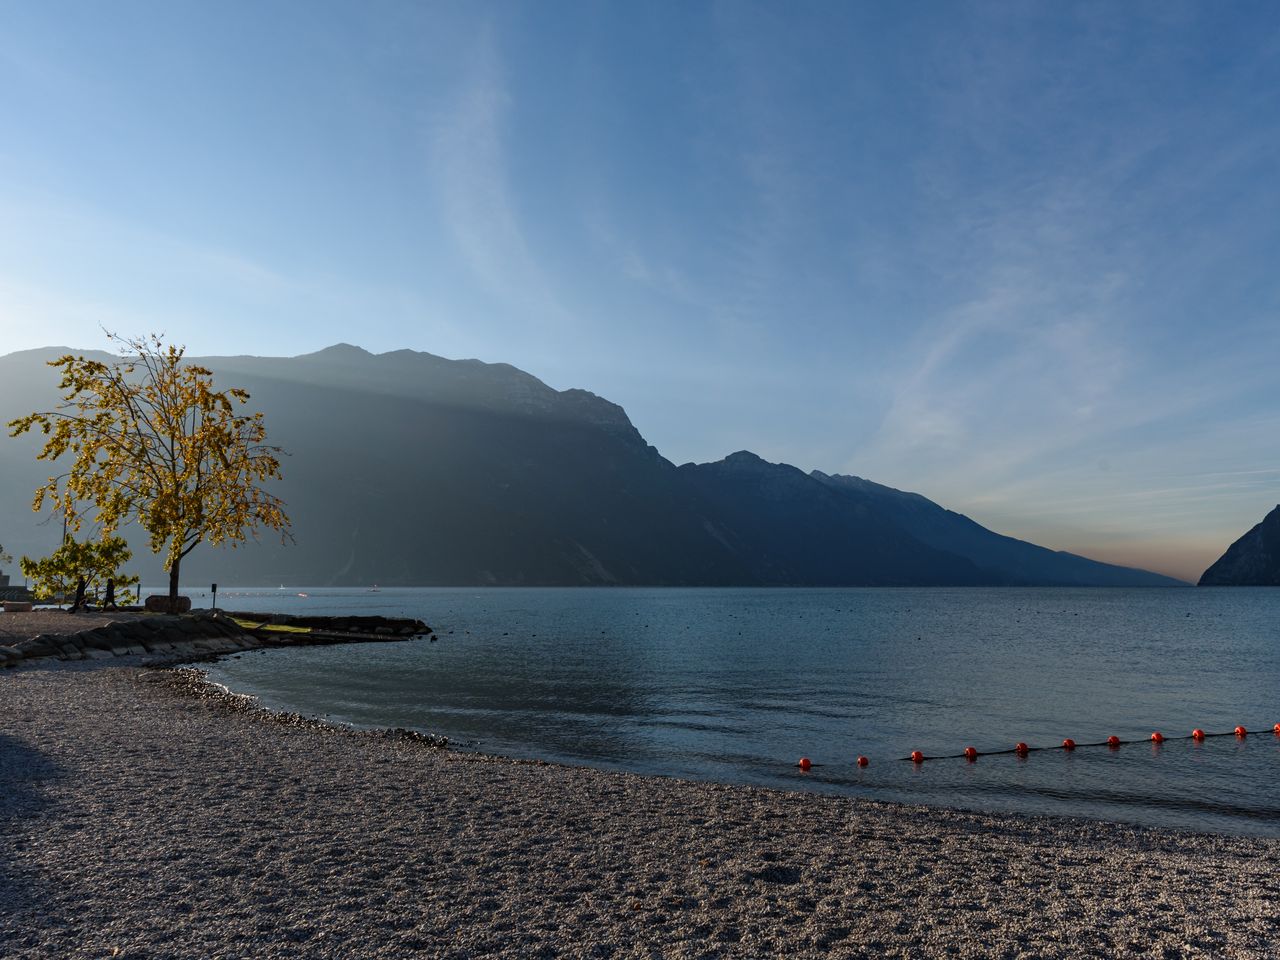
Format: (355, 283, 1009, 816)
(1, 1, 1278, 582)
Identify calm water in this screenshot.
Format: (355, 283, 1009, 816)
(201, 587, 1280, 836)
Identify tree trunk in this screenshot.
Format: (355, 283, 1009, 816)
(168, 556, 181, 607)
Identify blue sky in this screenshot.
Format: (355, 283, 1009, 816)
(2, 1, 1278, 581)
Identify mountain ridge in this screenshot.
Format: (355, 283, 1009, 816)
(0, 344, 1186, 587)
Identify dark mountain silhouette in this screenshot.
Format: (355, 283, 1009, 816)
(678, 452, 990, 585)
(810, 471, 1178, 586)
(1198, 506, 1280, 586)
(0, 344, 1184, 587)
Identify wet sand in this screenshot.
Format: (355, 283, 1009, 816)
(2, 659, 1278, 958)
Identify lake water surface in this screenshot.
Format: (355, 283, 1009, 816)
(202, 586, 1280, 836)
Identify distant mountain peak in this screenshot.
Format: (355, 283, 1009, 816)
(299, 343, 373, 360)
(1199, 505, 1280, 586)
(705, 451, 813, 482)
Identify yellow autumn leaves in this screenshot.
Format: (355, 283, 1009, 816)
(8, 332, 291, 600)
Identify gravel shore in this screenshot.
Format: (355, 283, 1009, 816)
(2, 660, 1278, 959)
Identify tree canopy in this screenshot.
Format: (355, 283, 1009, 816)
(8, 332, 291, 604)
(20, 535, 139, 607)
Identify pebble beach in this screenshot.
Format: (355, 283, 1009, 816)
(3, 646, 1280, 957)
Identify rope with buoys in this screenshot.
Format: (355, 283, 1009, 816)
(891, 723, 1272, 764)
(793, 722, 1277, 769)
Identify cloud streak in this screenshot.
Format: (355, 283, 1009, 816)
(427, 25, 564, 323)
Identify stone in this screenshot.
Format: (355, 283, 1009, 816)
(81, 632, 116, 652)
(2, 601, 33, 613)
(145, 595, 192, 613)
(17, 637, 55, 658)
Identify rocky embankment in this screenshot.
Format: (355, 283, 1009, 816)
(0, 611, 432, 668)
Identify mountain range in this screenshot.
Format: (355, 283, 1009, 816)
(0, 344, 1186, 588)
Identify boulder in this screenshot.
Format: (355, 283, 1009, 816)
(145, 595, 192, 614)
(17, 636, 56, 658)
(2, 601, 33, 613)
(81, 631, 116, 652)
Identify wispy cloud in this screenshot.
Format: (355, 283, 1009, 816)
(832, 7, 1280, 572)
(857, 258, 1131, 479)
(579, 192, 702, 308)
(703, 6, 813, 340)
(427, 25, 565, 322)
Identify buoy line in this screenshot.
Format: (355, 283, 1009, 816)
(792, 722, 1280, 769)
(897, 724, 1274, 763)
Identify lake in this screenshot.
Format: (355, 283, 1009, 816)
(201, 586, 1280, 836)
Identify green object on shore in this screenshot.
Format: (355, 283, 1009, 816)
(230, 617, 312, 635)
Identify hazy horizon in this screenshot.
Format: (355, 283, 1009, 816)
(3, 4, 1279, 583)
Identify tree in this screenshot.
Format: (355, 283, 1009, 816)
(8, 332, 291, 609)
(20, 535, 139, 607)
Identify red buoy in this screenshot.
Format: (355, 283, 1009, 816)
(1014, 742, 1029, 756)
(963, 746, 978, 761)
(798, 757, 812, 771)
(1235, 725, 1247, 738)
(910, 750, 924, 764)
(1191, 728, 1205, 741)
(1107, 735, 1121, 748)
(1274, 723, 1280, 736)
(856, 755, 869, 768)
(1150, 731, 1164, 744)
(1061, 738, 1076, 751)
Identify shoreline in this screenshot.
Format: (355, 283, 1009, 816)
(191, 659, 1279, 842)
(3, 656, 1279, 957)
